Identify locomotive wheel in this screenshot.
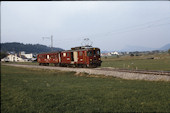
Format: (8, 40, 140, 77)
(54, 63, 59, 66)
(79, 64, 83, 68)
(83, 64, 87, 68)
(94, 65, 97, 68)
(73, 64, 76, 68)
(58, 63, 61, 67)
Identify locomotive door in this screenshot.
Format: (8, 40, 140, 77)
(73, 51, 78, 62)
(58, 53, 61, 63)
(83, 51, 86, 63)
(71, 52, 74, 61)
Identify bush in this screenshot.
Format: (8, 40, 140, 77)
(0, 52, 8, 59)
(168, 49, 170, 55)
(130, 54, 134, 57)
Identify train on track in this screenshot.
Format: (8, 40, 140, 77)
(37, 46, 102, 68)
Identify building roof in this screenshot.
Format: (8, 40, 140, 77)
(20, 55, 28, 59)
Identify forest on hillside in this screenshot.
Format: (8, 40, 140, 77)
(1, 42, 64, 54)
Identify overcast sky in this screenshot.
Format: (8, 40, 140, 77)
(1, 1, 170, 51)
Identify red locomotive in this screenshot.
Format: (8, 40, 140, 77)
(37, 46, 102, 68)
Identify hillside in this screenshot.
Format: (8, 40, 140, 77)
(120, 45, 156, 52)
(1, 42, 64, 54)
(159, 43, 170, 51)
(120, 43, 170, 52)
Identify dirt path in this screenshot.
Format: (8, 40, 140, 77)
(2, 63, 170, 81)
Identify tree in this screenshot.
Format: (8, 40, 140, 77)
(1, 42, 64, 54)
(0, 52, 8, 59)
(168, 49, 170, 55)
(130, 54, 134, 57)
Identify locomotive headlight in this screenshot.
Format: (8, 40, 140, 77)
(90, 59, 92, 61)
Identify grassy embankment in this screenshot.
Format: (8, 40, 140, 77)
(4, 61, 39, 65)
(101, 53, 170, 71)
(1, 65, 170, 112)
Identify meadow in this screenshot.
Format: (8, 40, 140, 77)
(1, 65, 170, 112)
(101, 53, 170, 71)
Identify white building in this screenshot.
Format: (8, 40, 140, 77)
(111, 51, 119, 55)
(1, 54, 27, 62)
(101, 51, 119, 57)
(1, 51, 34, 62)
(20, 51, 33, 59)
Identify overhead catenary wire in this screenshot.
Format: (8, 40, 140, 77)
(59, 16, 170, 40)
(53, 16, 170, 48)
(84, 16, 170, 38)
(103, 22, 170, 37)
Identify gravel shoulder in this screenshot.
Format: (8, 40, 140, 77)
(2, 63, 170, 82)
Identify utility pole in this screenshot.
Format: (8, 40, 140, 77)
(51, 35, 53, 51)
(42, 35, 53, 51)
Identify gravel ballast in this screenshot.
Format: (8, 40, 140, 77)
(3, 64, 170, 81)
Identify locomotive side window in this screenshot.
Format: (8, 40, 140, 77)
(67, 53, 70, 57)
(63, 53, 66, 57)
(50, 55, 54, 58)
(39, 55, 42, 58)
(97, 50, 100, 55)
(47, 55, 50, 59)
(79, 51, 83, 56)
(43, 55, 46, 58)
(87, 51, 92, 56)
(55, 55, 58, 58)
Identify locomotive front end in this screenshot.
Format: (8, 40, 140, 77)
(87, 48, 102, 67)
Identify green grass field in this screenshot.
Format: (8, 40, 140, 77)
(1, 65, 170, 112)
(101, 53, 170, 71)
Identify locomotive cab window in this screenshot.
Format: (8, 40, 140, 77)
(93, 50, 96, 55)
(87, 51, 92, 56)
(96, 50, 100, 55)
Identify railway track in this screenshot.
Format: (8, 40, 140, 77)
(2, 63, 170, 81)
(98, 67, 170, 76)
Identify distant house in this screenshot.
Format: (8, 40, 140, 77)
(1, 54, 27, 62)
(20, 51, 33, 59)
(110, 51, 119, 55)
(101, 51, 119, 56)
(101, 53, 109, 56)
(1, 51, 34, 62)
